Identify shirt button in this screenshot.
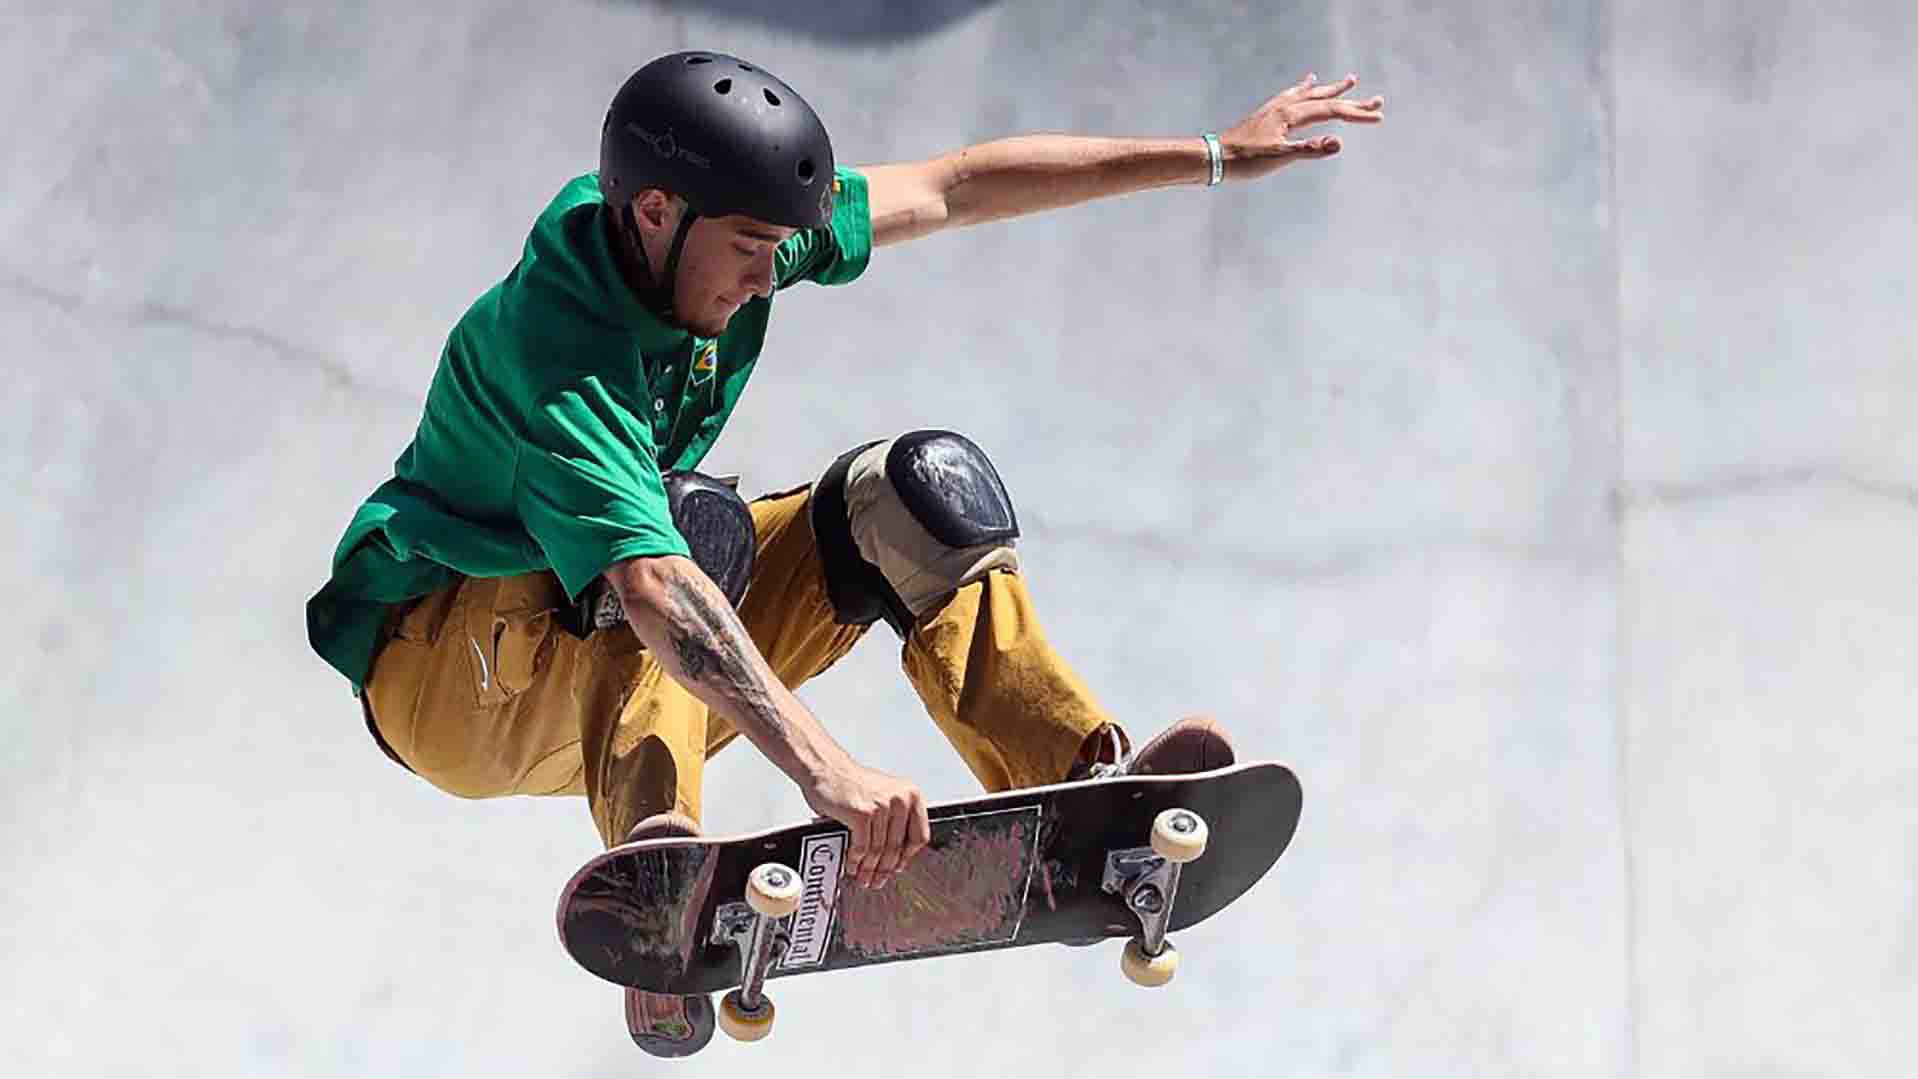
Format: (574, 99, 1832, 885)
(654, 398, 665, 413)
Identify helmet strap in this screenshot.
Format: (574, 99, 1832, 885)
(613, 201, 700, 330)
(659, 207, 699, 324)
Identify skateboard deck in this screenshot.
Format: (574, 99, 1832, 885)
(556, 761, 1301, 994)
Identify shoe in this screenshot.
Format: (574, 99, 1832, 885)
(1068, 715, 1236, 781)
(621, 810, 701, 846)
(625, 988, 715, 1058)
(620, 812, 715, 1057)
(1126, 714, 1236, 775)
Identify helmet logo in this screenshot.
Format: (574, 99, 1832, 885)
(818, 185, 833, 222)
(627, 123, 711, 170)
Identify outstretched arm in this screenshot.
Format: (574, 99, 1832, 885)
(862, 72, 1385, 248)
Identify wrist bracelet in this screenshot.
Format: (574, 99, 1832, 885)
(1201, 132, 1224, 187)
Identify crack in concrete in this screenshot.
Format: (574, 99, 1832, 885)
(0, 270, 417, 409)
(1624, 467, 1918, 511)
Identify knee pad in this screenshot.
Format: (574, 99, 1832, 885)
(809, 430, 1020, 635)
(664, 470, 756, 608)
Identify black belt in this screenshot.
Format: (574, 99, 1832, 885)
(555, 577, 626, 639)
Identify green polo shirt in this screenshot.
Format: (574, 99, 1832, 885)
(307, 168, 872, 691)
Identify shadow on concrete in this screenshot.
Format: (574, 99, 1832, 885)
(608, 0, 1001, 43)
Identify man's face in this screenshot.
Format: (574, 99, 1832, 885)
(634, 194, 795, 336)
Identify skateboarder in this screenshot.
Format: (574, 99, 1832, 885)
(306, 51, 1382, 1055)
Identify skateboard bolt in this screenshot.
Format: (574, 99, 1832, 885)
(1132, 884, 1166, 914)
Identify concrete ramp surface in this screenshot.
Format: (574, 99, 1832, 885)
(4, 3, 1913, 1076)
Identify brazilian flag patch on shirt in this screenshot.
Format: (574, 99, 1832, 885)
(691, 340, 718, 385)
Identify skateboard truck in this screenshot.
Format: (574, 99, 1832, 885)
(708, 862, 802, 1042)
(1101, 808, 1209, 987)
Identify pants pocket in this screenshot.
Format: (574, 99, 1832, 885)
(491, 609, 554, 699)
(463, 575, 562, 707)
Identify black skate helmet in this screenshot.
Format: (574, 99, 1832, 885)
(598, 51, 836, 321)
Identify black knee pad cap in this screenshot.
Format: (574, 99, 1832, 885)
(664, 471, 756, 608)
(886, 430, 1019, 548)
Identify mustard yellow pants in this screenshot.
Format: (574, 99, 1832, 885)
(362, 486, 1113, 847)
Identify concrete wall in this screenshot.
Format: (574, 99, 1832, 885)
(3, 2, 1911, 1075)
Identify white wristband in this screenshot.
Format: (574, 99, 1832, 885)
(1201, 132, 1224, 187)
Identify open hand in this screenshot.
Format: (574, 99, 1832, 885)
(1219, 72, 1385, 180)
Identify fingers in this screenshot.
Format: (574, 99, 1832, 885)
(1305, 73, 1360, 100)
(875, 799, 910, 879)
(1280, 136, 1341, 158)
(856, 800, 891, 887)
(1339, 95, 1386, 120)
(1280, 72, 1357, 103)
(906, 796, 931, 861)
(1275, 72, 1384, 121)
(1287, 97, 1385, 129)
(846, 814, 875, 887)
(871, 788, 929, 887)
(854, 801, 890, 888)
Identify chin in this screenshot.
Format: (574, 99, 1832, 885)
(692, 307, 738, 336)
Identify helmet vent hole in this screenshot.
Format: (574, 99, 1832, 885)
(739, 63, 755, 72)
(714, 78, 732, 95)
(687, 56, 712, 65)
(795, 158, 815, 183)
(763, 88, 781, 107)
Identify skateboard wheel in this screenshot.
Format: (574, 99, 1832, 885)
(1120, 937, 1180, 988)
(1150, 808, 1208, 864)
(746, 862, 803, 919)
(718, 989, 776, 1041)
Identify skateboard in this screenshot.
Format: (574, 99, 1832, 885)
(556, 761, 1301, 1041)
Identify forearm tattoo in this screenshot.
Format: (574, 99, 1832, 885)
(662, 568, 784, 735)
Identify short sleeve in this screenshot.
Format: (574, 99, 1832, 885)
(774, 167, 873, 289)
(514, 377, 691, 599)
